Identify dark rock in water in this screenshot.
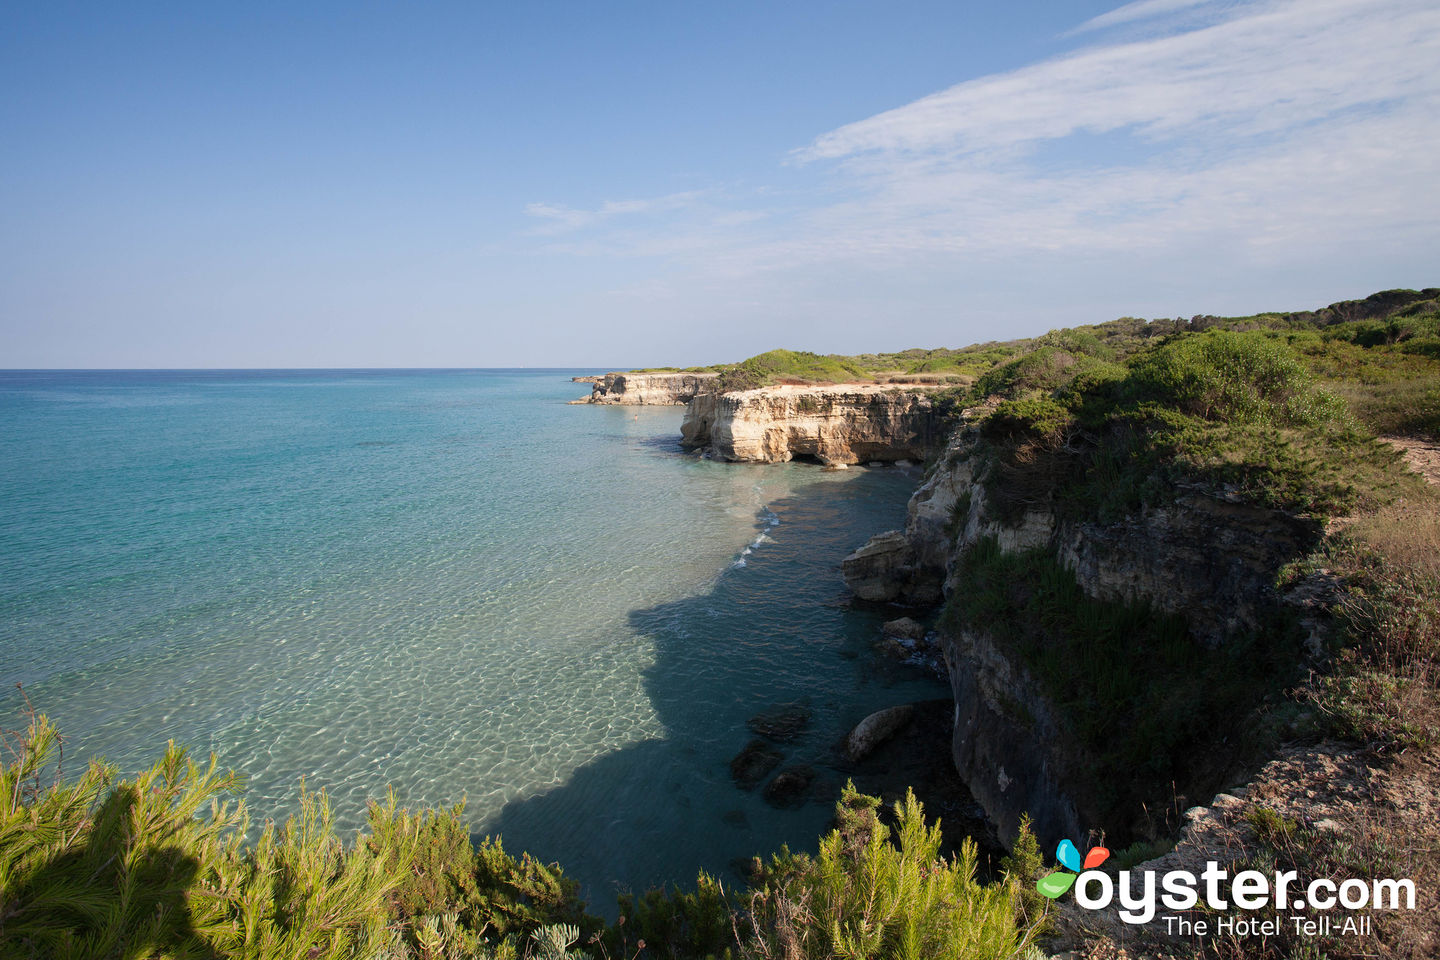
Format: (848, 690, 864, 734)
(840, 699, 1002, 868)
(763, 765, 816, 808)
(879, 633, 917, 659)
(748, 702, 811, 742)
(730, 739, 782, 790)
(882, 617, 926, 641)
(846, 704, 916, 762)
(721, 808, 750, 829)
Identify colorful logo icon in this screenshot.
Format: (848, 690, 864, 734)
(1036, 839, 1110, 898)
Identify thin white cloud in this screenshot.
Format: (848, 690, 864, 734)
(523, 190, 706, 236)
(797, 0, 1440, 163)
(1070, 0, 1228, 34)
(520, 0, 1440, 302)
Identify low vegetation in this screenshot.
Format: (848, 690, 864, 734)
(0, 710, 1046, 959)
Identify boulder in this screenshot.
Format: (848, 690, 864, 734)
(846, 704, 916, 762)
(841, 530, 913, 602)
(882, 617, 926, 641)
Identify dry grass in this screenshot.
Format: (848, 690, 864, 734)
(1350, 500, 1440, 580)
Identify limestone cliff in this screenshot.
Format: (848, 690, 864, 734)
(570, 372, 718, 405)
(843, 426, 1323, 848)
(681, 384, 940, 464)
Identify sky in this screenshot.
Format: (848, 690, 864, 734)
(2, 0, 1438, 368)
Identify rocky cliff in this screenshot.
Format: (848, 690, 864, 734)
(843, 425, 1323, 848)
(681, 384, 941, 464)
(570, 372, 719, 405)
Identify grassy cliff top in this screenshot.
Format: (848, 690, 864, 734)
(634, 287, 1440, 438)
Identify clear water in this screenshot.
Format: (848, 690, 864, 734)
(0, 369, 945, 907)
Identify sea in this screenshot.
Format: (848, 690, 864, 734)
(0, 368, 947, 907)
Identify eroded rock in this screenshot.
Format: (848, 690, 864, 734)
(841, 531, 914, 602)
(682, 385, 939, 464)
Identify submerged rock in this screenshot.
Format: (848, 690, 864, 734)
(845, 704, 916, 762)
(762, 765, 816, 808)
(720, 808, 750, 828)
(882, 617, 926, 641)
(730, 739, 783, 790)
(747, 703, 811, 742)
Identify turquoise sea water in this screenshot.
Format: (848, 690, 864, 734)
(0, 369, 945, 905)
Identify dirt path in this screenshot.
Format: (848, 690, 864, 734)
(1382, 435, 1440, 486)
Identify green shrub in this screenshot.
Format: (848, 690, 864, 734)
(0, 710, 422, 960)
(974, 347, 1123, 400)
(981, 396, 1074, 446)
(714, 350, 866, 392)
(0, 714, 1038, 960)
(1244, 806, 1299, 846)
(1123, 330, 1346, 427)
(998, 815, 1051, 935)
(741, 783, 1032, 960)
(613, 873, 735, 960)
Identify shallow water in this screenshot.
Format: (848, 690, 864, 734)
(0, 369, 946, 906)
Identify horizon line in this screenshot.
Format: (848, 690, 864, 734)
(0, 366, 630, 373)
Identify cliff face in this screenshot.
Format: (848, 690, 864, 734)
(570, 372, 718, 405)
(843, 428, 1322, 847)
(681, 385, 940, 465)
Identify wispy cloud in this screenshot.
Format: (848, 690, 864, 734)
(1068, 0, 1232, 35)
(797, 0, 1439, 163)
(524, 0, 1440, 300)
(523, 190, 706, 236)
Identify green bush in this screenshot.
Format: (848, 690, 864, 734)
(741, 783, 1032, 960)
(981, 396, 1074, 446)
(612, 873, 734, 960)
(997, 815, 1051, 935)
(1123, 330, 1346, 427)
(0, 714, 1038, 960)
(0, 711, 421, 959)
(974, 348, 1123, 400)
(714, 350, 867, 392)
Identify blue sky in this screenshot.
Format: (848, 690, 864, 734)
(3, 0, 1437, 368)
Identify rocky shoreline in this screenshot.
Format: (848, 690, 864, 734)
(569, 371, 718, 404)
(569, 287, 1440, 956)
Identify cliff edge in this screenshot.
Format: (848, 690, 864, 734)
(570, 371, 719, 405)
(681, 384, 942, 464)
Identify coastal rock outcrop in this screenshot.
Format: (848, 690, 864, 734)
(844, 426, 1325, 848)
(838, 531, 923, 603)
(570, 372, 718, 405)
(681, 385, 940, 464)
